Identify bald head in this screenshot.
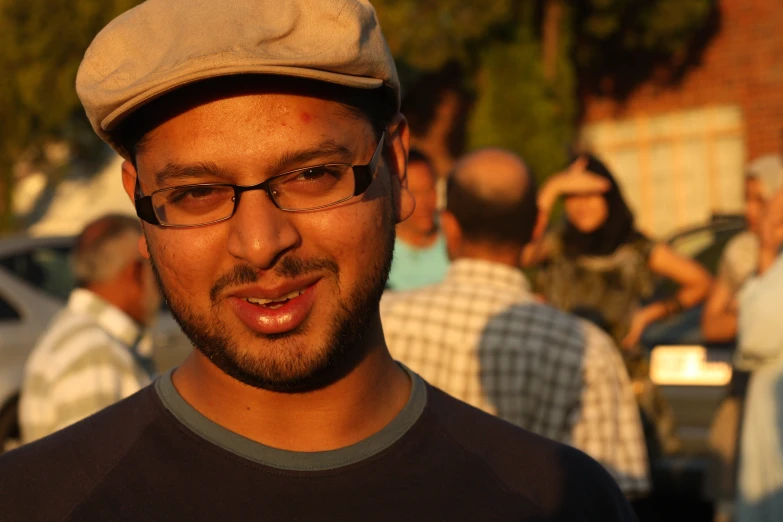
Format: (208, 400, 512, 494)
(446, 148, 538, 247)
(452, 149, 530, 203)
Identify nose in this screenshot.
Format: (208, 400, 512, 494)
(226, 190, 301, 270)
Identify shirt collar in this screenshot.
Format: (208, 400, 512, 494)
(67, 288, 143, 348)
(445, 259, 531, 294)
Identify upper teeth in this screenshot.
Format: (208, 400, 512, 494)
(245, 290, 304, 305)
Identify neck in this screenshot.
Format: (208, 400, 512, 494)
(172, 317, 411, 452)
(396, 225, 438, 248)
(455, 243, 522, 268)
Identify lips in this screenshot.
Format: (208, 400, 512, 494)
(228, 281, 319, 335)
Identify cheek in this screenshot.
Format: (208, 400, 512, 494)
(564, 200, 581, 222)
(592, 200, 609, 224)
(411, 192, 435, 217)
(746, 202, 761, 226)
(305, 200, 388, 278)
(147, 227, 226, 299)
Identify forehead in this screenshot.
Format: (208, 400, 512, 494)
(132, 90, 374, 183)
(145, 91, 366, 147)
(564, 191, 605, 200)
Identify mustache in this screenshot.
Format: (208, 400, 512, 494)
(209, 256, 339, 303)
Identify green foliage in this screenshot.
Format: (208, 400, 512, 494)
(468, 16, 576, 183)
(575, 0, 716, 68)
(0, 0, 718, 233)
(0, 0, 143, 232)
(373, 0, 513, 70)
(374, 0, 717, 181)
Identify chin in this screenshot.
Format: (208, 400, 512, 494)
(415, 222, 436, 235)
(574, 222, 601, 234)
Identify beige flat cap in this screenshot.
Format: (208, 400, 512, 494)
(76, 0, 399, 156)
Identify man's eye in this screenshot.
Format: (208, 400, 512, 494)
(294, 167, 341, 182)
(167, 186, 222, 204)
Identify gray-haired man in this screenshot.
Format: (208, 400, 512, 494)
(0, 1, 636, 520)
(19, 214, 160, 442)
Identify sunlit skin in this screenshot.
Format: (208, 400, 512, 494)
(564, 192, 609, 233)
(396, 160, 438, 247)
(745, 177, 765, 234)
(121, 90, 415, 452)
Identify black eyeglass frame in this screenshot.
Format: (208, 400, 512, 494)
(134, 132, 386, 228)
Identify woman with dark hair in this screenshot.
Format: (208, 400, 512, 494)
(523, 154, 712, 350)
(523, 154, 713, 458)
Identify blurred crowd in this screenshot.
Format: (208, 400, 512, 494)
(7, 95, 783, 522)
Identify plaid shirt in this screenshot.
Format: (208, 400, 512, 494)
(381, 259, 650, 496)
(19, 289, 153, 443)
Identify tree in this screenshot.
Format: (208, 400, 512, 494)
(373, 0, 718, 182)
(0, 0, 717, 233)
(0, 0, 143, 233)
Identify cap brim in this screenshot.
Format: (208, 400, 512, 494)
(101, 62, 384, 133)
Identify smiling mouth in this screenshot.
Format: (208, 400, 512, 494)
(242, 289, 306, 310)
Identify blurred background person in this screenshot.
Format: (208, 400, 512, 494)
(523, 154, 713, 457)
(702, 155, 783, 343)
(386, 149, 449, 291)
(526, 154, 712, 350)
(382, 149, 650, 500)
(18, 214, 160, 443)
(735, 188, 783, 522)
(701, 154, 783, 522)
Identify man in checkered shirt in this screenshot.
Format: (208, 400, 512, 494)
(19, 215, 159, 443)
(381, 149, 650, 498)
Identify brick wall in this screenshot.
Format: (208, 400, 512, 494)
(582, 0, 783, 161)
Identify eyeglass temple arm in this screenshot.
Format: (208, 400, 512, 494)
(352, 131, 385, 197)
(134, 180, 161, 225)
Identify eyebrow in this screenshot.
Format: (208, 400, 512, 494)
(271, 140, 355, 171)
(154, 161, 233, 187)
(153, 140, 356, 188)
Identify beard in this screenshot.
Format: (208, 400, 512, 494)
(148, 203, 396, 393)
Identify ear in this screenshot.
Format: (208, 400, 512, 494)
(121, 160, 137, 204)
(440, 210, 462, 261)
(122, 160, 152, 260)
(385, 113, 415, 224)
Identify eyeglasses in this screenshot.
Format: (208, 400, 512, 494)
(134, 132, 385, 228)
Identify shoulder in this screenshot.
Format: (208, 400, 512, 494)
(380, 285, 452, 318)
(0, 386, 161, 520)
(726, 230, 758, 251)
(489, 301, 586, 343)
(722, 231, 759, 267)
(26, 312, 122, 378)
(425, 386, 636, 520)
(580, 320, 620, 362)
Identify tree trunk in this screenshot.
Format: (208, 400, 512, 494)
(542, 0, 564, 82)
(0, 158, 16, 234)
(0, 179, 12, 234)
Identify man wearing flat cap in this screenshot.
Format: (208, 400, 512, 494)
(0, 1, 636, 520)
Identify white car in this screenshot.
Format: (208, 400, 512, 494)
(0, 235, 192, 451)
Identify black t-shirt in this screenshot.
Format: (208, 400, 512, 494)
(0, 368, 637, 521)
